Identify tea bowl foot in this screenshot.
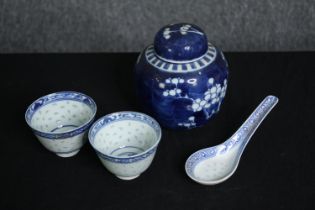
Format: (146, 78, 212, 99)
(56, 150, 80, 158)
(116, 175, 140, 180)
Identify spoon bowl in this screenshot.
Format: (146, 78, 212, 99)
(185, 95, 279, 185)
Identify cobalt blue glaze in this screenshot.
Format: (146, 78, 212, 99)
(154, 23, 208, 61)
(135, 23, 229, 129)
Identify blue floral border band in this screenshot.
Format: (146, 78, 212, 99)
(25, 91, 97, 139)
(31, 120, 94, 139)
(96, 146, 157, 164)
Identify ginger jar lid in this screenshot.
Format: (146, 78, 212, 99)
(154, 23, 208, 62)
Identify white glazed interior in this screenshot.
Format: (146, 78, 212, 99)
(192, 145, 240, 182)
(30, 100, 94, 133)
(93, 120, 158, 158)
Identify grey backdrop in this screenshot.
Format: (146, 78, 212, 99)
(0, 0, 314, 52)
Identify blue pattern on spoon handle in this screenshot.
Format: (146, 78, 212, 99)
(230, 95, 279, 149)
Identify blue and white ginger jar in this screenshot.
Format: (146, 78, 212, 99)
(134, 23, 229, 129)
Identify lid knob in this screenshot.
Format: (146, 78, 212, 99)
(154, 23, 208, 62)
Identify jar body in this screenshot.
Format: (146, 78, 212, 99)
(134, 44, 229, 129)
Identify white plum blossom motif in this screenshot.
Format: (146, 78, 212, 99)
(178, 116, 196, 128)
(159, 77, 185, 97)
(189, 78, 227, 118)
(159, 83, 165, 89)
(163, 24, 204, 40)
(159, 77, 227, 127)
(191, 98, 207, 112)
(160, 77, 227, 110)
(179, 25, 191, 35)
(163, 27, 171, 39)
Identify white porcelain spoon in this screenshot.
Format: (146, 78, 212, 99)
(185, 95, 279, 185)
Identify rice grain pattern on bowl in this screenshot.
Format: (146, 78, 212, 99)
(89, 111, 162, 180)
(25, 91, 97, 157)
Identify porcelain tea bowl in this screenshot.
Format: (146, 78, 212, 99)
(25, 91, 97, 157)
(88, 111, 162, 180)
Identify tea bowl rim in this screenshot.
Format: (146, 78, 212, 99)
(88, 111, 162, 163)
(25, 91, 97, 139)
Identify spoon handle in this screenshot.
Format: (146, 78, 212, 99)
(231, 95, 279, 146)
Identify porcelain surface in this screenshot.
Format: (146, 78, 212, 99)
(135, 23, 229, 129)
(25, 91, 97, 157)
(88, 111, 162, 180)
(154, 24, 208, 61)
(185, 96, 279, 185)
